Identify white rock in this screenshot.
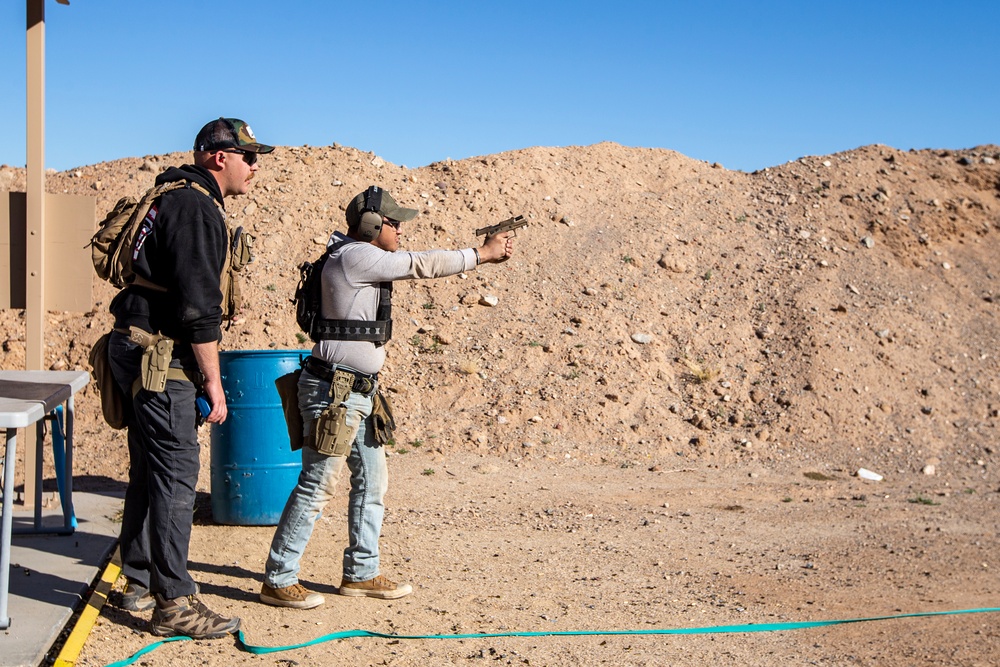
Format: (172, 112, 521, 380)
(631, 333, 652, 345)
(857, 468, 883, 481)
(922, 464, 936, 476)
(479, 295, 499, 307)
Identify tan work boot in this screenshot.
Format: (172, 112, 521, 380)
(150, 594, 240, 639)
(338, 574, 412, 599)
(259, 582, 325, 609)
(119, 582, 155, 612)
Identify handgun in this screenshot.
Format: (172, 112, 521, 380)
(475, 215, 527, 237)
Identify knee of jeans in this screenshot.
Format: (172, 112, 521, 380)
(366, 467, 388, 498)
(321, 469, 340, 498)
(301, 451, 343, 498)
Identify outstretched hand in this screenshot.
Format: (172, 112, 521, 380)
(480, 231, 516, 263)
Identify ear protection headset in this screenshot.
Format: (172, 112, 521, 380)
(355, 186, 384, 242)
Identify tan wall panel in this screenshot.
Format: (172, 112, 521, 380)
(1, 191, 95, 311)
(43, 193, 94, 311)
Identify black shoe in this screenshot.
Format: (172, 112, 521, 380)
(150, 595, 240, 639)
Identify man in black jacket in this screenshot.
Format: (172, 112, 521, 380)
(108, 118, 272, 639)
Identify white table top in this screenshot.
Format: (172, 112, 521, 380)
(0, 371, 90, 429)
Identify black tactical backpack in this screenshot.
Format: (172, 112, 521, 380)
(293, 240, 393, 345)
(293, 248, 332, 340)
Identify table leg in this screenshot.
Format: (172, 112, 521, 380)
(33, 420, 44, 530)
(1, 428, 17, 630)
(64, 399, 75, 531)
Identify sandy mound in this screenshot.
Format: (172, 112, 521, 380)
(3, 141, 998, 482)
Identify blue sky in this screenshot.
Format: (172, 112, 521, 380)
(1, 1, 997, 173)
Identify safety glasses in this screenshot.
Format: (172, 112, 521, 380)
(220, 149, 257, 167)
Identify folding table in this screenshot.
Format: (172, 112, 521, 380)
(0, 369, 90, 630)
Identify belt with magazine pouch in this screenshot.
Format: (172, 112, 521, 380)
(302, 355, 377, 397)
(304, 356, 374, 456)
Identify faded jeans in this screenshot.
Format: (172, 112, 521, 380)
(264, 368, 387, 587)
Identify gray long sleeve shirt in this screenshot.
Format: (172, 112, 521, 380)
(313, 233, 478, 375)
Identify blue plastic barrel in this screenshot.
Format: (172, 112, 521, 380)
(210, 349, 305, 525)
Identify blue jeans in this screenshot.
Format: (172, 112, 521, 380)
(264, 369, 387, 587)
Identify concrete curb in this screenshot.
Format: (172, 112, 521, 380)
(53, 552, 120, 667)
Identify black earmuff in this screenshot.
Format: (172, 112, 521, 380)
(356, 186, 384, 241)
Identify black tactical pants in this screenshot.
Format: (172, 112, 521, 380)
(108, 331, 200, 599)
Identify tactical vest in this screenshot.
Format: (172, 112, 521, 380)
(311, 239, 393, 346)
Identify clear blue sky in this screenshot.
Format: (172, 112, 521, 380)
(1, 1, 997, 173)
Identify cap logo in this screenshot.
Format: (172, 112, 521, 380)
(243, 125, 257, 141)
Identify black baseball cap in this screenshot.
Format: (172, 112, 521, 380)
(194, 117, 274, 154)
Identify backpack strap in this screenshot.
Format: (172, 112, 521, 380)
(127, 180, 228, 295)
(186, 180, 226, 218)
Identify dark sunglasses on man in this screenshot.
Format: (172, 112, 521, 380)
(219, 148, 257, 167)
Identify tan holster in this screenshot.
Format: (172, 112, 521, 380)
(125, 326, 197, 395)
(310, 369, 357, 457)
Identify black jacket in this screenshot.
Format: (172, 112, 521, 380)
(110, 165, 228, 347)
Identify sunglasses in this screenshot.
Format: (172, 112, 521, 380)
(220, 148, 257, 167)
(385, 220, 401, 229)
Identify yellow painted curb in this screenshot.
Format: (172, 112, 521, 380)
(53, 556, 121, 667)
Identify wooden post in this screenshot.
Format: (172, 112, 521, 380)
(23, 0, 47, 509)
(26, 0, 45, 373)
